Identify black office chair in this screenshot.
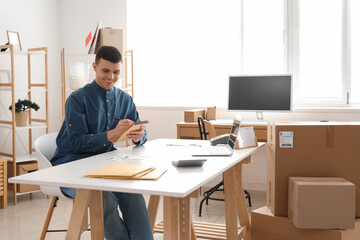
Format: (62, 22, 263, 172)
(197, 116, 252, 217)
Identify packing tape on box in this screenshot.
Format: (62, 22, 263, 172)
(326, 125, 335, 148)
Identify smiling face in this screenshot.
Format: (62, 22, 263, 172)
(93, 58, 121, 90)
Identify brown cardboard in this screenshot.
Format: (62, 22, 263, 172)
(95, 28, 123, 54)
(288, 177, 355, 229)
(184, 109, 205, 122)
(8, 161, 40, 193)
(267, 122, 360, 217)
(252, 206, 360, 240)
(206, 107, 216, 120)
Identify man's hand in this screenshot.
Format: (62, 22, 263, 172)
(127, 126, 146, 143)
(107, 119, 145, 143)
(107, 119, 133, 142)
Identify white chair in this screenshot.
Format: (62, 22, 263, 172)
(34, 132, 88, 239)
(34, 132, 62, 197)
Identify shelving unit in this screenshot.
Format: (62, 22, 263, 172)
(0, 44, 49, 205)
(60, 48, 134, 120)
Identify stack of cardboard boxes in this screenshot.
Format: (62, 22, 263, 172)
(252, 122, 360, 240)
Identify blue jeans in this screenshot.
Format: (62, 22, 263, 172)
(61, 187, 154, 240)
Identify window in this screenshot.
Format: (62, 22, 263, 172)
(350, 0, 360, 104)
(293, 0, 345, 106)
(128, 0, 358, 108)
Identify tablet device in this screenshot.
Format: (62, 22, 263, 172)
(172, 159, 207, 167)
(114, 120, 149, 142)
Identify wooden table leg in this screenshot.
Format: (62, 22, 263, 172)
(164, 196, 180, 240)
(223, 167, 239, 240)
(179, 196, 191, 240)
(89, 190, 104, 239)
(235, 162, 251, 239)
(163, 196, 191, 240)
(66, 189, 91, 240)
(148, 195, 160, 231)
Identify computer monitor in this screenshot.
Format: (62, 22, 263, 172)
(228, 75, 292, 120)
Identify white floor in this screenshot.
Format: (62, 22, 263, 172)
(0, 189, 266, 240)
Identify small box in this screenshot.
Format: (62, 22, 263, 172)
(8, 161, 40, 193)
(95, 28, 123, 54)
(184, 109, 205, 122)
(252, 206, 360, 240)
(206, 107, 216, 120)
(288, 177, 355, 229)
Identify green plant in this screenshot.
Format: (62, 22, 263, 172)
(9, 99, 40, 113)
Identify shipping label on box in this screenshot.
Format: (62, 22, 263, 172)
(279, 131, 293, 148)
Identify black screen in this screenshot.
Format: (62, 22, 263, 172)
(228, 75, 292, 111)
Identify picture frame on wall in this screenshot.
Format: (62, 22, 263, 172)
(6, 30, 22, 51)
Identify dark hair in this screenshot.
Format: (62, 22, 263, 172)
(95, 46, 122, 64)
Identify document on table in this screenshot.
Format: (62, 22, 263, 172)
(84, 164, 167, 180)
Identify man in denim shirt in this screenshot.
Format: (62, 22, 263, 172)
(52, 46, 153, 240)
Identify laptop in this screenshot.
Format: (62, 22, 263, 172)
(192, 115, 242, 156)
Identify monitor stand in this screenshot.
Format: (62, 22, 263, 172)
(256, 112, 264, 121)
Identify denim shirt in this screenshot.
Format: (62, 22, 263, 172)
(51, 80, 147, 166)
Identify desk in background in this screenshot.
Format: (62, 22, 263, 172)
(177, 120, 268, 142)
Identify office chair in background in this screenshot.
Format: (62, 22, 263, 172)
(34, 133, 89, 239)
(197, 116, 251, 216)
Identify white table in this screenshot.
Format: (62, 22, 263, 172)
(9, 139, 265, 240)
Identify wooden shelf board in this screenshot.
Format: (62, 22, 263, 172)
(6, 153, 37, 163)
(0, 122, 48, 130)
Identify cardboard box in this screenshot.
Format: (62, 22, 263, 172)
(184, 109, 205, 122)
(288, 177, 355, 229)
(206, 107, 216, 120)
(252, 206, 360, 240)
(8, 161, 39, 193)
(95, 28, 123, 54)
(267, 122, 360, 217)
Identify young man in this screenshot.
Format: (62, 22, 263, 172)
(51, 46, 153, 240)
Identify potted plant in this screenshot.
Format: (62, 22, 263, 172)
(9, 99, 40, 126)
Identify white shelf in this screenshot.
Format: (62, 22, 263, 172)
(7, 153, 37, 163)
(0, 50, 46, 56)
(65, 53, 132, 57)
(0, 88, 47, 92)
(0, 122, 48, 130)
(121, 88, 132, 92)
(65, 53, 95, 57)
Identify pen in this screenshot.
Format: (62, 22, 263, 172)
(114, 117, 121, 121)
